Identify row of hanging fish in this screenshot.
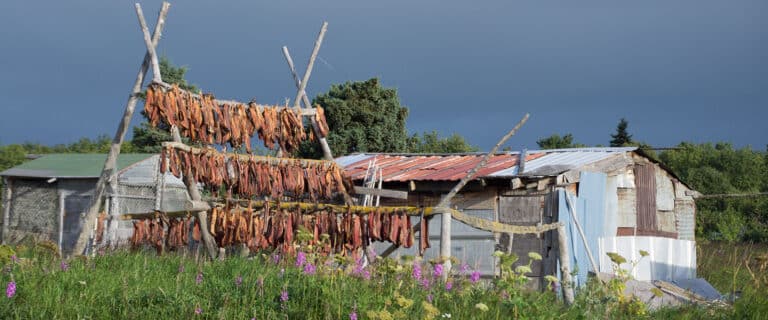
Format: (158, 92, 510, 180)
(126, 205, 430, 256)
(145, 83, 330, 153)
(160, 146, 353, 201)
(129, 216, 201, 253)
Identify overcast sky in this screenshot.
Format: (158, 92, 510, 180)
(0, 0, 765, 152)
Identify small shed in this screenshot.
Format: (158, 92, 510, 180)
(337, 147, 697, 288)
(0, 154, 188, 254)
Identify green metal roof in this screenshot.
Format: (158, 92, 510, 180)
(0, 153, 155, 179)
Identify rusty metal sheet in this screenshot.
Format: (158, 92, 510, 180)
(634, 164, 657, 231)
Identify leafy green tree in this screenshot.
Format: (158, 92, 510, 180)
(131, 57, 198, 153)
(536, 133, 586, 149)
(406, 131, 478, 153)
(297, 78, 409, 157)
(660, 142, 768, 241)
(610, 118, 634, 147)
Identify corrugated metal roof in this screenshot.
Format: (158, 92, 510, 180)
(0, 154, 154, 179)
(337, 147, 638, 182)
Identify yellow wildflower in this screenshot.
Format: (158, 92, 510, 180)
(475, 303, 489, 312)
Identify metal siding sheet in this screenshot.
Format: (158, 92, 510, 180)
(604, 175, 619, 239)
(599, 236, 696, 281)
(577, 172, 606, 282)
(655, 168, 675, 211)
(635, 164, 657, 231)
(675, 200, 696, 241)
(617, 188, 637, 228)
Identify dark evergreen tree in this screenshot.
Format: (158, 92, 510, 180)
(610, 118, 634, 147)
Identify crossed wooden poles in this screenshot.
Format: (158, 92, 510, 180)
(75, 2, 336, 258)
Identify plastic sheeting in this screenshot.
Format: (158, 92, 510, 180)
(599, 236, 696, 281)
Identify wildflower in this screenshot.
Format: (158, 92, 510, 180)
(441, 314, 452, 318)
(10, 255, 18, 264)
(280, 268, 285, 277)
(426, 293, 434, 303)
(412, 264, 422, 280)
(470, 271, 481, 283)
(235, 275, 243, 287)
(178, 264, 185, 274)
(363, 270, 371, 280)
(459, 263, 470, 275)
(60, 261, 69, 272)
(195, 272, 203, 285)
(349, 310, 358, 320)
(194, 307, 202, 315)
(395, 295, 414, 309)
(421, 277, 430, 289)
(445, 282, 453, 291)
(6, 281, 16, 298)
(515, 265, 532, 274)
(474, 303, 489, 312)
(272, 253, 281, 264)
(433, 264, 443, 278)
(303, 263, 316, 275)
(422, 301, 440, 320)
(544, 275, 559, 284)
(528, 252, 542, 261)
(295, 251, 306, 267)
(280, 290, 289, 302)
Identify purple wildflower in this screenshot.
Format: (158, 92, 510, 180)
(195, 272, 203, 285)
(412, 264, 422, 281)
(272, 253, 281, 264)
(295, 251, 307, 267)
(235, 275, 243, 287)
(426, 293, 434, 303)
(470, 271, 481, 284)
(10, 255, 18, 264)
(363, 270, 371, 280)
(421, 277, 430, 289)
(459, 263, 470, 275)
(60, 261, 69, 272)
(350, 309, 358, 320)
(6, 281, 16, 298)
(194, 307, 202, 315)
(303, 263, 316, 275)
(445, 282, 453, 291)
(280, 290, 289, 302)
(433, 264, 443, 278)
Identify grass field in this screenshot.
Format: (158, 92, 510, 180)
(0, 241, 766, 319)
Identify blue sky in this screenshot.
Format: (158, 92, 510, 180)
(0, 0, 765, 151)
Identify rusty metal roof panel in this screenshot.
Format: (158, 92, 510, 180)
(338, 147, 638, 182)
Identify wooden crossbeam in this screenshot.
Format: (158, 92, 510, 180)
(162, 141, 340, 167)
(150, 80, 317, 116)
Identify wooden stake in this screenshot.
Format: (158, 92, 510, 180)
(74, 2, 170, 256)
(282, 46, 333, 161)
(557, 224, 575, 305)
(292, 22, 328, 109)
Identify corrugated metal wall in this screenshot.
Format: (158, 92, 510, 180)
(634, 164, 657, 231)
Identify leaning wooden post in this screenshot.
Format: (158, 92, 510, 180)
(170, 127, 219, 259)
(433, 113, 530, 279)
(2, 178, 12, 244)
(73, 2, 170, 256)
(282, 46, 333, 161)
(557, 224, 575, 305)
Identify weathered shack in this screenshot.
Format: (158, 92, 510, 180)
(337, 147, 697, 288)
(0, 154, 188, 254)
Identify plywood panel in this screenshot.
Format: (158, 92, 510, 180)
(499, 195, 543, 225)
(450, 191, 495, 210)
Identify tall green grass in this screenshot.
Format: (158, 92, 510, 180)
(0, 242, 765, 319)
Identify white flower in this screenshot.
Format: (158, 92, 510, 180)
(515, 265, 532, 274)
(528, 252, 542, 261)
(475, 303, 489, 312)
(441, 313, 452, 318)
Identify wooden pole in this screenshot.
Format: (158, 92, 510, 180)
(135, 3, 162, 83)
(557, 224, 575, 305)
(58, 192, 65, 253)
(282, 46, 333, 161)
(563, 190, 601, 282)
(435, 113, 529, 278)
(74, 2, 170, 256)
(1, 178, 11, 244)
(171, 126, 219, 259)
(292, 22, 328, 109)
